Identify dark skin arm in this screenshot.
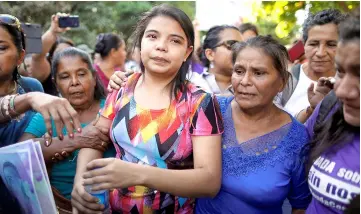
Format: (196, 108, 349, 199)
(19, 124, 110, 163)
(0, 92, 81, 138)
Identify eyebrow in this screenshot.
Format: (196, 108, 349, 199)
(234, 63, 267, 70)
(144, 29, 185, 41)
(58, 68, 89, 74)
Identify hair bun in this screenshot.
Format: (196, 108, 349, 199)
(95, 42, 105, 54)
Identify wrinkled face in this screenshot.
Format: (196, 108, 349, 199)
(140, 16, 193, 77)
(241, 29, 257, 41)
(208, 28, 242, 76)
(55, 56, 96, 108)
(334, 40, 360, 127)
(304, 23, 338, 74)
(232, 47, 284, 110)
(113, 41, 127, 68)
(0, 26, 24, 80)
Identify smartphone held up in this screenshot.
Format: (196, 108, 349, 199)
(58, 15, 80, 28)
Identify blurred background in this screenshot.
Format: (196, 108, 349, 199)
(0, 1, 359, 47)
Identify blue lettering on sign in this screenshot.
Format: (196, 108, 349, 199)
(326, 183, 337, 195)
(337, 188, 348, 199)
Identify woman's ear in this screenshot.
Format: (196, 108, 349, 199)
(184, 46, 194, 62)
(17, 49, 26, 66)
(205, 48, 215, 62)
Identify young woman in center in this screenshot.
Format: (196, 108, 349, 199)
(71, 5, 224, 214)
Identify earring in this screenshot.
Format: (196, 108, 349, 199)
(210, 62, 214, 69)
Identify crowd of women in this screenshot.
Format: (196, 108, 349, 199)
(0, 4, 359, 214)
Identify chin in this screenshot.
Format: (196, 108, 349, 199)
(69, 99, 86, 107)
(344, 110, 360, 127)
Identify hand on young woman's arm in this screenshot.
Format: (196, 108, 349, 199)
(0, 92, 81, 137)
(19, 124, 110, 163)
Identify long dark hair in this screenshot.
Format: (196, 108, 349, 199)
(95, 33, 123, 58)
(51, 47, 106, 101)
(0, 23, 25, 81)
(305, 16, 360, 171)
(199, 25, 239, 68)
(131, 4, 194, 99)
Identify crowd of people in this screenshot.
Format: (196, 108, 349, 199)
(0, 4, 359, 214)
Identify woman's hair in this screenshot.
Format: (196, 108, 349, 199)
(304, 16, 360, 172)
(95, 33, 123, 58)
(131, 4, 194, 99)
(47, 36, 74, 64)
(199, 25, 239, 68)
(302, 9, 346, 43)
(51, 47, 106, 100)
(239, 23, 258, 35)
(231, 35, 290, 87)
(0, 23, 25, 81)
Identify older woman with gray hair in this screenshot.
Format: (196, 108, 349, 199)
(20, 47, 116, 213)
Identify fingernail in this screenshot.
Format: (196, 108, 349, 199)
(69, 133, 74, 138)
(45, 140, 50, 147)
(77, 128, 82, 133)
(59, 134, 64, 140)
(48, 130, 53, 136)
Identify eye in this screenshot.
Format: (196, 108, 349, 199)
(308, 43, 317, 46)
(0, 45, 8, 51)
(254, 71, 264, 76)
(171, 39, 181, 44)
(234, 68, 245, 75)
(327, 43, 337, 47)
(146, 34, 157, 39)
(59, 75, 69, 79)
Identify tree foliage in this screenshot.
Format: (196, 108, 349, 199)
(253, 1, 360, 45)
(0, 1, 195, 48)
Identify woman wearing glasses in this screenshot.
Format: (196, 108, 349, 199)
(0, 14, 81, 213)
(190, 25, 242, 95)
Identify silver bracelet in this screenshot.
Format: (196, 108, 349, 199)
(0, 97, 5, 119)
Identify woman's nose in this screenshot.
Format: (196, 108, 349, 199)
(156, 40, 167, 52)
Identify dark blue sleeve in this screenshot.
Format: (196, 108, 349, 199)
(18, 76, 44, 93)
(287, 125, 312, 209)
(215, 95, 233, 117)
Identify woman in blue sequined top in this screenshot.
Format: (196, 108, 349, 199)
(195, 36, 311, 214)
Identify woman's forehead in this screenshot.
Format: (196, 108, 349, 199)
(145, 16, 187, 38)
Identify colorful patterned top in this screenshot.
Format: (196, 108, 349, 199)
(101, 73, 224, 213)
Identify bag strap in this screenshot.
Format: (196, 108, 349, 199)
(280, 64, 302, 106)
(313, 90, 338, 132)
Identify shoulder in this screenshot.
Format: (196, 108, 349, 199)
(18, 76, 44, 93)
(24, 112, 48, 137)
(287, 117, 310, 146)
(186, 83, 215, 105)
(216, 95, 233, 116)
(99, 98, 106, 108)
